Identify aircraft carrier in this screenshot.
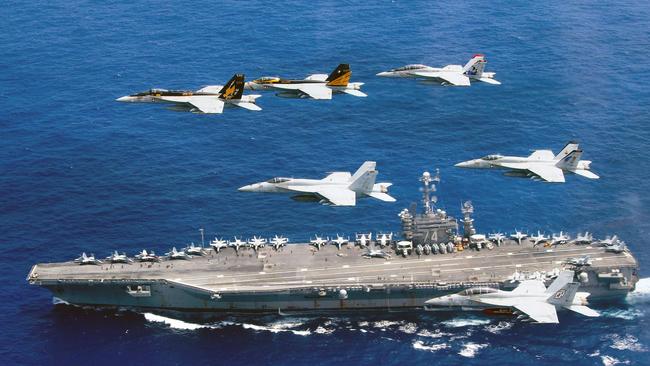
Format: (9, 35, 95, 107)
(27, 171, 639, 315)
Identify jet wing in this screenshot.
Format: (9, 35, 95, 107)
(408, 71, 471, 86)
(514, 302, 559, 323)
(287, 185, 356, 206)
(269, 84, 333, 100)
(158, 96, 225, 114)
(499, 162, 566, 183)
(527, 150, 555, 161)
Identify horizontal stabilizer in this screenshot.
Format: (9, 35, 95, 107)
(572, 169, 599, 179)
(229, 101, 262, 111)
(564, 305, 600, 317)
(367, 192, 395, 202)
(478, 77, 501, 85)
(342, 89, 368, 97)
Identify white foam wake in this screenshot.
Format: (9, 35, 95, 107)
(627, 277, 650, 304)
(458, 343, 488, 358)
(442, 318, 491, 328)
(143, 313, 217, 330)
(412, 340, 449, 352)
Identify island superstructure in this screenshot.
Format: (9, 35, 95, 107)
(27, 172, 639, 315)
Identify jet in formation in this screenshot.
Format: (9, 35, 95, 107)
(116, 74, 262, 114)
(238, 161, 395, 206)
(244, 64, 367, 100)
(424, 271, 599, 323)
(377, 54, 500, 86)
(455, 141, 600, 183)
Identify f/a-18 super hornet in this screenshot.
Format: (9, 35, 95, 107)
(376, 54, 500, 86)
(238, 161, 395, 206)
(455, 141, 600, 183)
(244, 64, 367, 100)
(116, 74, 262, 114)
(424, 271, 599, 323)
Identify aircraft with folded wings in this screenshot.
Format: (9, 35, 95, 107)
(244, 64, 366, 100)
(238, 161, 395, 206)
(455, 141, 599, 183)
(116, 74, 262, 114)
(376, 54, 500, 86)
(424, 270, 599, 323)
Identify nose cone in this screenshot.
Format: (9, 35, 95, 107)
(424, 296, 452, 307)
(455, 159, 479, 168)
(238, 184, 254, 192)
(116, 95, 134, 102)
(376, 71, 391, 77)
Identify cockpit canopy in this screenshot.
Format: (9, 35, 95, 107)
(481, 154, 503, 161)
(267, 177, 291, 184)
(459, 287, 498, 296)
(254, 76, 281, 83)
(392, 64, 429, 72)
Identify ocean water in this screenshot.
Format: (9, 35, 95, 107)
(2, 0, 650, 364)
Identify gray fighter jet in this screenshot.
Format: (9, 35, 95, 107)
(238, 161, 395, 206)
(377, 54, 500, 86)
(424, 271, 599, 323)
(116, 74, 262, 114)
(455, 141, 599, 183)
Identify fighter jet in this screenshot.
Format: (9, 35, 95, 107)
(270, 235, 289, 250)
(184, 243, 207, 256)
(377, 233, 393, 247)
(424, 271, 599, 323)
(166, 247, 191, 260)
(362, 248, 391, 259)
(376, 54, 500, 86)
(488, 232, 506, 246)
(573, 232, 593, 244)
(248, 236, 267, 251)
(135, 250, 159, 262)
(566, 255, 592, 267)
(530, 231, 550, 247)
(74, 252, 102, 265)
(244, 64, 366, 99)
(331, 235, 349, 250)
(510, 230, 528, 245)
(105, 251, 133, 264)
(599, 235, 619, 246)
(210, 238, 229, 253)
(605, 242, 626, 253)
(116, 74, 262, 114)
(455, 141, 599, 183)
(356, 233, 372, 247)
(238, 161, 395, 207)
(310, 236, 329, 250)
(551, 232, 571, 246)
(229, 237, 247, 252)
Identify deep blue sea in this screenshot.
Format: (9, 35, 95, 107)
(2, 1, 650, 364)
